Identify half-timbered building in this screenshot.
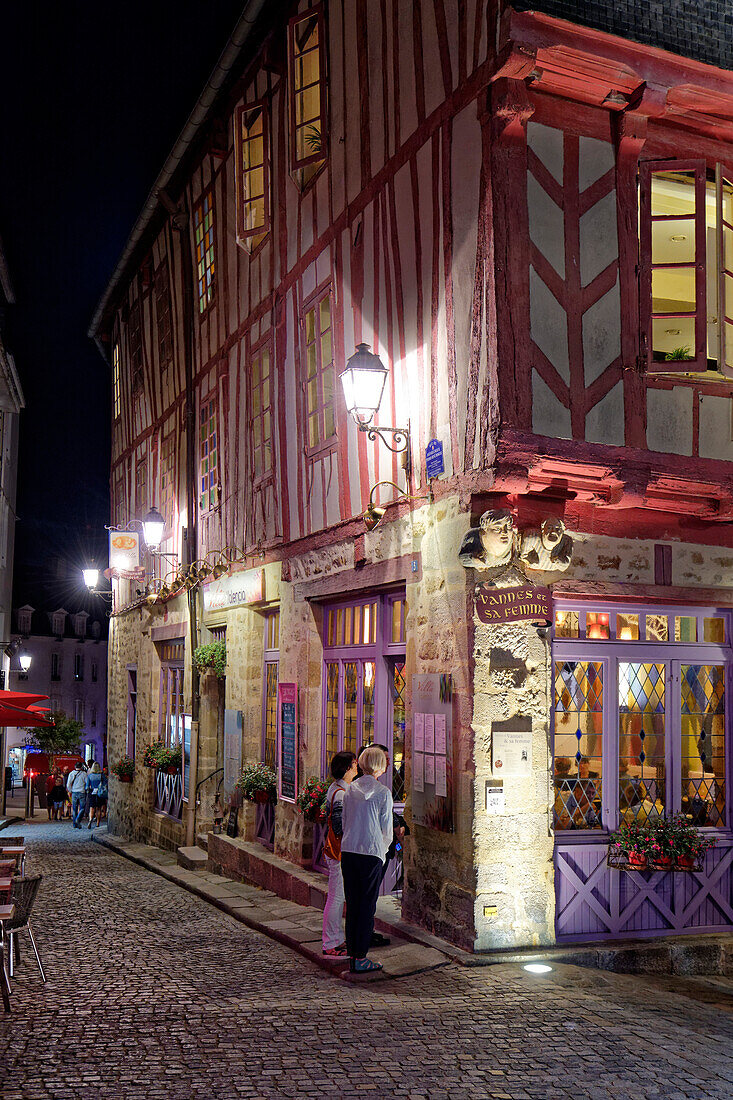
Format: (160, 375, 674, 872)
(93, 1, 733, 950)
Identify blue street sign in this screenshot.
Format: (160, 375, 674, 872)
(426, 438, 444, 479)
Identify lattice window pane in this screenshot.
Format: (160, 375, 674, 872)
(681, 664, 726, 826)
(554, 610, 578, 638)
(619, 662, 666, 824)
(553, 662, 603, 830)
(391, 661, 406, 802)
(325, 662, 340, 759)
(343, 662, 358, 755)
(264, 662, 279, 770)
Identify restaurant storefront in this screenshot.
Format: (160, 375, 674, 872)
(552, 600, 733, 942)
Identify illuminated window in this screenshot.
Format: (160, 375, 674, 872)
(262, 611, 280, 771)
(302, 290, 335, 451)
(250, 342, 273, 480)
(154, 262, 173, 368)
(199, 397, 218, 512)
(160, 432, 176, 529)
(237, 102, 270, 250)
(194, 191, 216, 313)
(289, 7, 327, 185)
(639, 162, 733, 375)
(112, 343, 121, 420)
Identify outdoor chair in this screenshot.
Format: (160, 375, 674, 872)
(7, 874, 45, 982)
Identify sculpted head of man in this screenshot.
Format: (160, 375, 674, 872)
(479, 509, 515, 564)
(541, 517, 566, 547)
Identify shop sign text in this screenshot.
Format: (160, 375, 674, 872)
(475, 584, 551, 625)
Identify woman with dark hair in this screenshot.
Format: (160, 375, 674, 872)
(321, 750, 358, 957)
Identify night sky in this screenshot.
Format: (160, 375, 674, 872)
(0, 1, 244, 609)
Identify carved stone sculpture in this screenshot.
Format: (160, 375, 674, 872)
(519, 518, 573, 574)
(458, 509, 517, 571)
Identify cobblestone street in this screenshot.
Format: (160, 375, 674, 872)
(1, 822, 733, 1099)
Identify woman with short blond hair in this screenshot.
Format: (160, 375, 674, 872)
(340, 745, 393, 973)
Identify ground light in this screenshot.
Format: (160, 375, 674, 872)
(523, 963, 553, 974)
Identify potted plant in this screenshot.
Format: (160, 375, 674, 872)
(608, 820, 652, 870)
(193, 641, 227, 679)
(157, 744, 182, 775)
(111, 756, 135, 783)
(143, 740, 166, 768)
(670, 814, 715, 869)
(236, 762, 277, 804)
(648, 817, 676, 870)
(296, 777, 329, 823)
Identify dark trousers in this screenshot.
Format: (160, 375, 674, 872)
(341, 852, 383, 959)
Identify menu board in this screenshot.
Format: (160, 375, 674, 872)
(277, 683, 298, 802)
(411, 673, 454, 832)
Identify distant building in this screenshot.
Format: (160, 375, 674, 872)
(0, 233, 25, 786)
(7, 604, 108, 774)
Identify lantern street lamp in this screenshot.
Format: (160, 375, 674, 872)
(18, 651, 32, 673)
(82, 566, 113, 601)
(339, 344, 410, 472)
(142, 506, 166, 551)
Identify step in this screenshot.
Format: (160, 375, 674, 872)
(177, 845, 208, 870)
(196, 831, 209, 852)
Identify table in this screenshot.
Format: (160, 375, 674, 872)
(0, 903, 14, 1012)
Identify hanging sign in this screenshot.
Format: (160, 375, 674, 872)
(475, 584, 551, 625)
(109, 531, 140, 571)
(277, 683, 298, 803)
(203, 569, 264, 613)
(425, 439, 444, 479)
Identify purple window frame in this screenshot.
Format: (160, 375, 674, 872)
(552, 600, 732, 837)
(126, 666, 137, 759)
(261, 610, 280, 771)
(159, 663, 185, 748)
(320, 591, 405, 778)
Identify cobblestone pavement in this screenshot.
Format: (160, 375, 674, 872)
(2, 822, 733, 1100)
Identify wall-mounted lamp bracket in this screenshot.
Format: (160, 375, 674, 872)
(358, 423, 411, 474)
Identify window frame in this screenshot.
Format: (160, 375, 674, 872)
(160, 430, 177, 530)
(288, 5, 328, 172)
(198, 392, 219, 514)
(74, 654, 84, 682)
(135, 457, 148, 518)
(249, 335, 275, 484)
(128, 299, 144, 392)
(112, 343, 121, 420)
(301, 284, 336, 457)
(127, 666, 137, 759)
(236, 99, 271, 251)
(639, 158, 733, 377)
(154, 261, 173, 369)
(262, 610, 280, 771)
(193, 190, 216, 315)
(552, 601, 731, 836)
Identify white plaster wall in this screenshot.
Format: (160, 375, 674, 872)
(532, 371, 571, 439)
(699, 393, 733, 461)
(647, 387, 694, 455)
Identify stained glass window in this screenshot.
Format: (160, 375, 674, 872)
(618, 662, 666, 824)
(553, 662, 603, 830)
(194, 191, 215, 313)
(391, 661, 406, 801)
(555, 610, 579, 638)
(681, 664, 726, 826)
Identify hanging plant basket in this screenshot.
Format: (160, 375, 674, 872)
(608, 815, 712, 873)
(193, 641, 227, 679)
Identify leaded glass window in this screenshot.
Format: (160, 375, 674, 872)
(681, 664, 725, 826)
(553, 662, 603, 830)
(619, 663, 666, 825)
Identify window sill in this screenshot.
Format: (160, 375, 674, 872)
(305, 439, 337, 462)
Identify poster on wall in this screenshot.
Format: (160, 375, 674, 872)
(223, 709, 243, 793)
(492, 730, 532, 778)
(411, 673, 454, 832)
(277, 683, 298, 802)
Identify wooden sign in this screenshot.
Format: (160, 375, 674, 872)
(475, 584, 551, 625)
(226, 807, 239, 837)
(277, 683, 298, 803)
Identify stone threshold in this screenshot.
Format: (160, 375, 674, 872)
(93, 828, 449, 983)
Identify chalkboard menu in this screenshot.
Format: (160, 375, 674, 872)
(277, 682, 298, 802)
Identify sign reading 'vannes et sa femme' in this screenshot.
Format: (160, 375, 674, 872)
(475, 584, 551, 625)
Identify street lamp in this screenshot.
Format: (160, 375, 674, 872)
(18, 652, 31, 673)
(141, 506, 165, 551)
(339, 344, 410, 472)
(82, 566, 113, 601)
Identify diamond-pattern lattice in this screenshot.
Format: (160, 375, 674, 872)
(554, 777, 602, 830)
(619, 662, 665, 713)
(681, 664, 725, 715)
(554, 662, 603, 713)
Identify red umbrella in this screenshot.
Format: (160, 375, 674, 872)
(0, 703, 52, 727)
(0, 691, 49, 708)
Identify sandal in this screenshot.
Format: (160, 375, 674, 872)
(350, 957, 383, 973)
(322, 944, 348, 957)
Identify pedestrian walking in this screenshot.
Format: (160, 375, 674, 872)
(66, 761, 88, 828)
(321, 750, 358, 958)
(85, 762, 105, 829)
(341, 745, 393, 974)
